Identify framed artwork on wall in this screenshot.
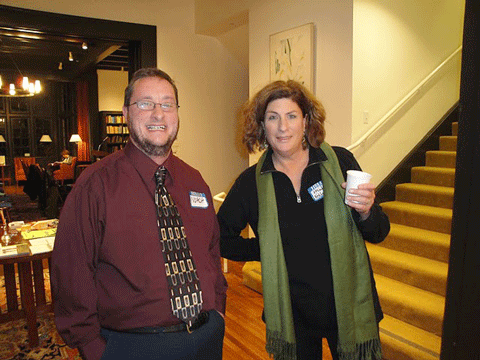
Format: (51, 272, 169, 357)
(270, 23, 314, 92)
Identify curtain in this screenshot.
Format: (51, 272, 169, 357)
(76, 81, 90, 162)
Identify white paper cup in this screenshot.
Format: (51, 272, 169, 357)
(345, 170, 372, 204)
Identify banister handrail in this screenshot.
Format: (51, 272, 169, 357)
(347, 46, 462, 152)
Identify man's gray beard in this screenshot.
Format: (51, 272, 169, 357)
(129, 128, 177, 157)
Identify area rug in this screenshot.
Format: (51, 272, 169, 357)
(0, 271, 80, 360)
(0, 202, 80, 360)
(0, 313, 80, 360)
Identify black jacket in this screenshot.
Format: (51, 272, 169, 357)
(217, 146, 390, 329)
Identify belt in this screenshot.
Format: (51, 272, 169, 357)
(121, 312, 209, 334)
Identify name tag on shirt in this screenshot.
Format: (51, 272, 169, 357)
(308, 181, 324, 201)
(190, 191, 209, 208)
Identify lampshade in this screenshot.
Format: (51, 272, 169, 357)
(69, 134, 82, 143)
(0, 134, 5, 143)
(40, 134, 52, 142)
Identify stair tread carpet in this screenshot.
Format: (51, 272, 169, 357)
(379, 224, 450, 263)
(381, 201, 452, 234)
(374, 274, 445, 336)
(366, 243, 448, 296)
(439, 136, 457, 151)
(396, 183, 454, 209)
(452, 122, 458, 136)
(425, 150, 456, 168)
(411, 166, 455, 187)
(380, 314, 441, 360)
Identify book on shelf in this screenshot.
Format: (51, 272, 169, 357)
(105, 114, 125, 124)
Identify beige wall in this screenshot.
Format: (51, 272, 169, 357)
(7, 0, 465, 192)
(4, 0, 249, 196)
(97, 70, 128, 112)
(352, 0, 464, 182)
(246, 0, 463, 183)
(249, 0, 355, 151)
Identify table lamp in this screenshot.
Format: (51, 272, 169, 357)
(69, 134, 82, 157)
(40, 135, 52, 142)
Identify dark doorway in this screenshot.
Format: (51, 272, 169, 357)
(0, 5, 156, 159)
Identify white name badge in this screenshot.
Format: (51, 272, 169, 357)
(190, 191, 209, 208)
(308, 181, 324, 201)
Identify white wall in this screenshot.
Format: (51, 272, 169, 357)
(352, 0, 464, 182)
(97, 70, 128, 112)
(4, 0, 249, 196)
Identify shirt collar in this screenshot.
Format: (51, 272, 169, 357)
(124, 140, 177, 187)
(260, 146, 327, 174)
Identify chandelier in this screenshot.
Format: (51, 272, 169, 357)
(0, 75, 41, 97)
(0, 37, 42, 97)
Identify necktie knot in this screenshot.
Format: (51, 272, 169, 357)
(155, 166, 167, 187)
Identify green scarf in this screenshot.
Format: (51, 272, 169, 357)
(256, 142, 382, 360)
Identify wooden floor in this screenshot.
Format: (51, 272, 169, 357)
(222, 261, 333, 360)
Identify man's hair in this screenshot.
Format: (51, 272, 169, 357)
(124, 68, 179, 107)
(242, 80, 326, 153)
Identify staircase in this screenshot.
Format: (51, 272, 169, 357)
(369, 122, 457, 360)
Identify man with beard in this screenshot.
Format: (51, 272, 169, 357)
(51, 68, 227, 360)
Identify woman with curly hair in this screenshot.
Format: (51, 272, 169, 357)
(218, 80, 389, 360)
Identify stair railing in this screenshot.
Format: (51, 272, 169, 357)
(347, 46, 462, 153)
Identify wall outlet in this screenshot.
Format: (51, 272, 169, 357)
(363, 111, 369, 124)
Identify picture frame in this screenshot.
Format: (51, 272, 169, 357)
(270, 23, 314, 92)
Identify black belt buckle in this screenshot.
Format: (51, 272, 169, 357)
(186, 312, 209, 333)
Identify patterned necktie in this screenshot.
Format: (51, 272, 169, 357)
(154, 166, 203, 326)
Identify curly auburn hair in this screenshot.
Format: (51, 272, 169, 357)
(242, 80, 326, 153)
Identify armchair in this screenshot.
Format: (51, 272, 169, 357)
(53, 157, 77, 184)
(14, 157, 36, 190)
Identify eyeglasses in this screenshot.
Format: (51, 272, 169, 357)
(129, 100, 179, 112)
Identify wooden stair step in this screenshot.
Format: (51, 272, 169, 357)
(411, 166, 455, 187)
(380, 314, 441, 360)
(439, 136, 457, 151)
(381, 201, 452, 234)
(396, 183, 454, 209)
(374, 274, 445, 336)
(366, 243, 448, 296)
(377, 224, 450, 263)
(425, 150, 456, 168)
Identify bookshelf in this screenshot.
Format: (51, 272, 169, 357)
(99, 111, 129, 153)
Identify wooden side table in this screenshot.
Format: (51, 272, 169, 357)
(0, 250, 52, 348)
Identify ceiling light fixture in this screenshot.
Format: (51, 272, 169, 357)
(0, 71, 41, 98)
(69, 51, 74, 61)
(0, 37, 42, 97)
(58, 62, 63, 70)
(82, 42, 88, 50)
